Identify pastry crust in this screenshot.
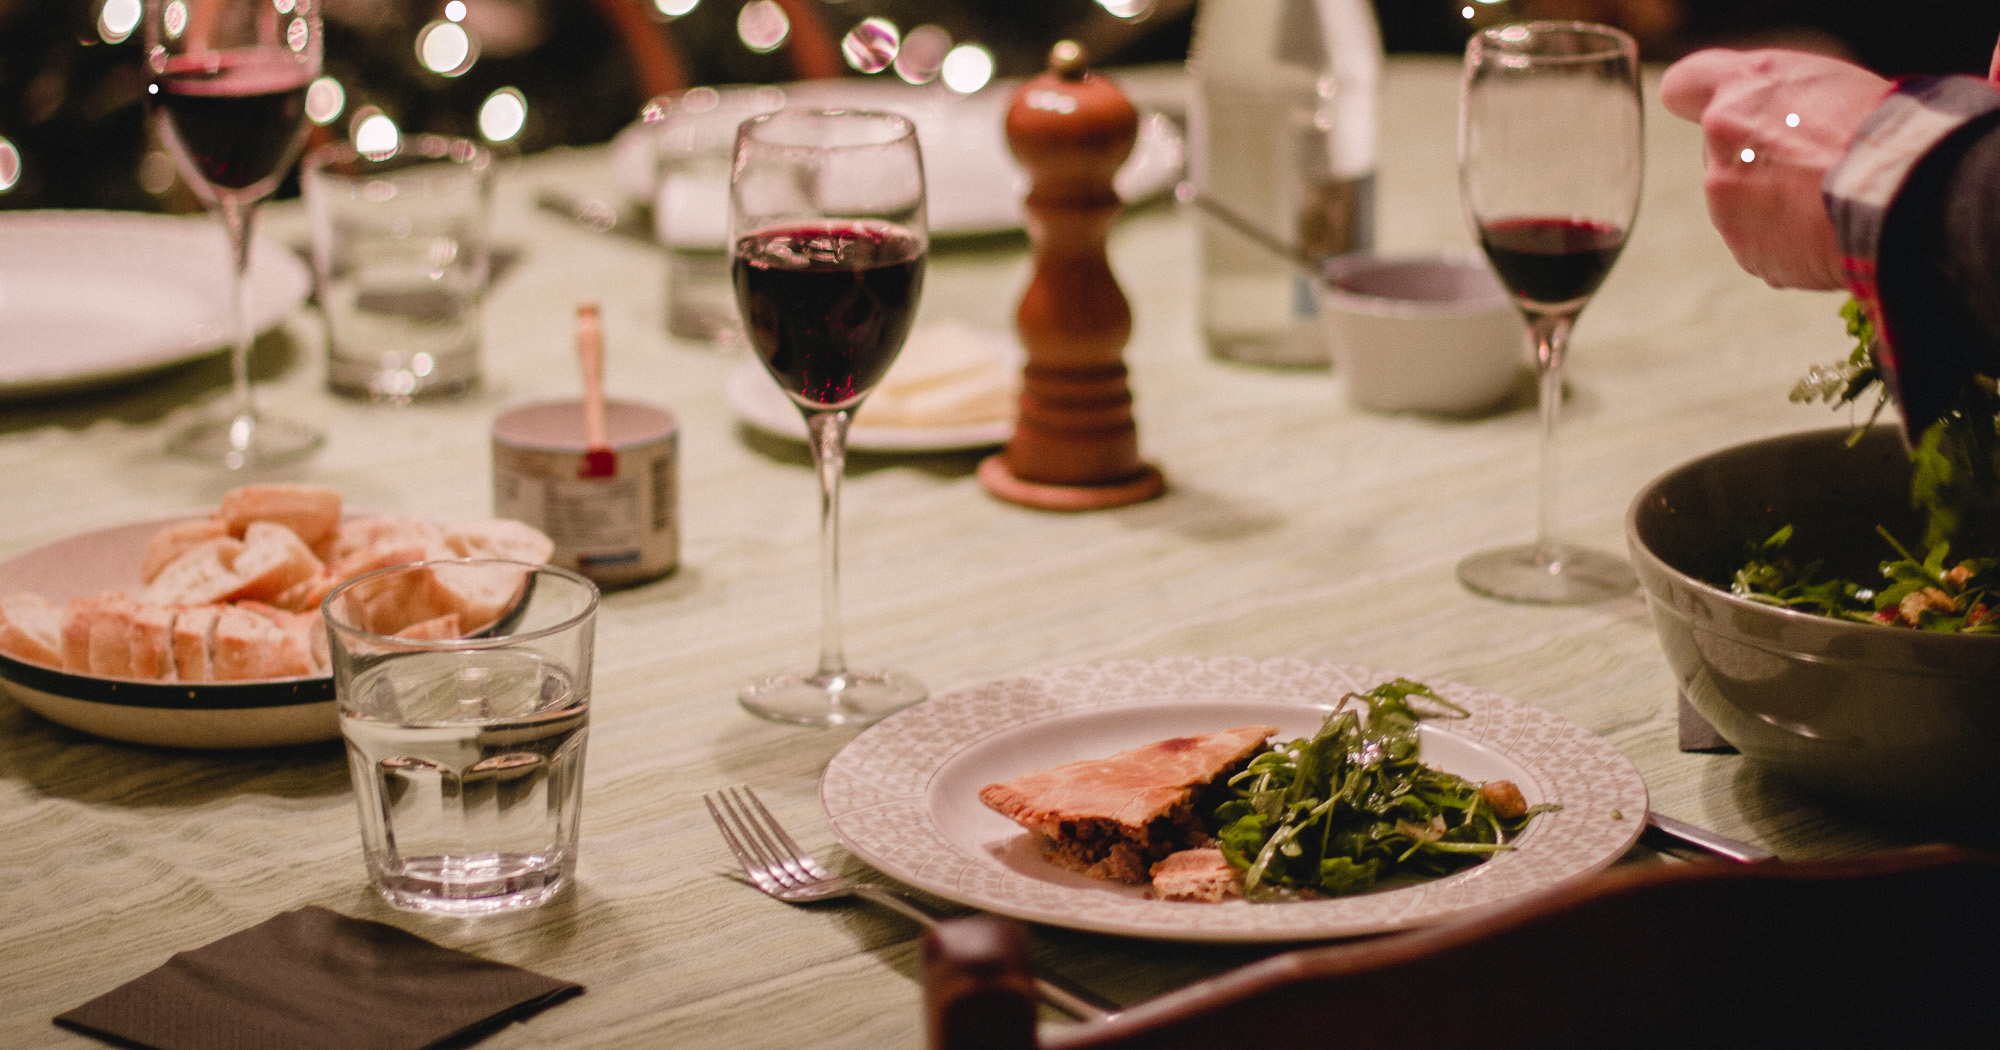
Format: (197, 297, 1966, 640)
(979, 725, 1276, 884)
(1151, 848, 1243, 902)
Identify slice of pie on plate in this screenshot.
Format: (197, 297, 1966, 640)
(978, 725, 1277, 884)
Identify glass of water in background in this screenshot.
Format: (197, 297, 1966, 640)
(643, 86, 784, 346)
(325, 560, 598, 914)
(304, 134, 492, 400)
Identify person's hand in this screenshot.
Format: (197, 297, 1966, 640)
(1660, 48, 1890, 290)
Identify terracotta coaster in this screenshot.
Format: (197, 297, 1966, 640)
(977, 455, 1164, 512)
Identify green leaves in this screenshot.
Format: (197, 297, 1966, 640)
(1316, 856, 1380, 895)
(1211, 679, 1549, 901)
(1729, 526, 1874, 620)
(1789, 298, 1884, 420)
(1729, 508, 2000, 631)
(1743, 297, 2000, 633)
(1909, 386, 2000, 554)
(1216, 811, 1268, 870)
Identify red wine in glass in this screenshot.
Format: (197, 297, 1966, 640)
(733, 221, 927, 408)
(156, 52, 312, 193)
(1477, 217, 1626, 309)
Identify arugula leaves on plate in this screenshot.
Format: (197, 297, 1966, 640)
(1213, 679, 1554, 901)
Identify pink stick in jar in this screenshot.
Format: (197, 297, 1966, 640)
(576, 302, 616, 478)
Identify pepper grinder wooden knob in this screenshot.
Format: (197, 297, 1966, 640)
(977, 41, 1165, 511)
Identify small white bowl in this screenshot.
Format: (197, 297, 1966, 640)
(1317, 254, 1524, 415)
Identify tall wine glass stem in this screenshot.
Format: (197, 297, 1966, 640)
(805, 407, 852, 683)
(1457, 302, 1629, 604)
(1529, 310, 1574, 568)
(738, 399, 923, 725)
(220, 192, 259, 456)
(167, 188, 321, 468)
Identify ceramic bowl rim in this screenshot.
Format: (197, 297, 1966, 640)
(1625, 424, 2000, 658)
(1317, 252, 1514, 319)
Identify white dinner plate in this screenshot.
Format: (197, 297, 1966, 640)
(0, 510, 550, 749)
(0, 515, 336, 750)
(609, 78, 1185, 241)
(725, 358, 1013, 453)
(822, 657, 1649, 943)
(0, 210, 311, 401)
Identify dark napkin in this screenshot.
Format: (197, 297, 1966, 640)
(55, 906, 582, 1050)
(1677, 690, 1737, 753)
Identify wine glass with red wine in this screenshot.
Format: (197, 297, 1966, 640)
(1457, 22, 1642, 604)
(145, 0, 322, 468)
(729, 109, 928, 726)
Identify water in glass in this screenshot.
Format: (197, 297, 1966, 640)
(341, 648, 587, 914)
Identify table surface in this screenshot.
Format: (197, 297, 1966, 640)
(0, 57, 1948, 1049)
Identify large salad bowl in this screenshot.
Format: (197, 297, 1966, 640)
(1627, 425, 2000, 819)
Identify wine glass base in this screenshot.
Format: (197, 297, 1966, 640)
(1457, 543, 1636, 605)
(739, 669, 927, 728)
(166, 412, 323, 470)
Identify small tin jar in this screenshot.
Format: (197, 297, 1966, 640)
(492, 399, 679, 587)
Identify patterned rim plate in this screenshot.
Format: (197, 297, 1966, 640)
(822, 657, 1649, 943)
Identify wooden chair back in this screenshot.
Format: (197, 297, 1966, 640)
(925, 846, 2000, 1050)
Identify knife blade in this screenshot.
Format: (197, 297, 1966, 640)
(1643, 811, 1774, 863)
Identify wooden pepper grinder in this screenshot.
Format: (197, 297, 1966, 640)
(977, 41, 1165, 511)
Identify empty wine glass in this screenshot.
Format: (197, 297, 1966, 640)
(730, 109, 928, 726)
(1457, 22, 1642, 604)
(146, 0, 323, 468)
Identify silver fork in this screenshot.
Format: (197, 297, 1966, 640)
(704, 785, 1119, 1023)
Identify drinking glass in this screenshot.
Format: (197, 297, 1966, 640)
(326, 560, 599, 914)
(1457, 22, 1642, 604)
(644, 86, 783, 345)
(729, 109, 928, 726)
(145, 0, 323, 468)
(305, 135, 493, 401)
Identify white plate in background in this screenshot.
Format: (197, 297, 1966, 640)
(610, 78, 1184, 241)
(0, 211, 311, 401)
(726, 320, 1019, 453)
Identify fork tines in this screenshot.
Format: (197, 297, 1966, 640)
(704, 785, 831, 892)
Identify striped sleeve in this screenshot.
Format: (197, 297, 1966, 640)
(1824, 75, 2000, 435)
